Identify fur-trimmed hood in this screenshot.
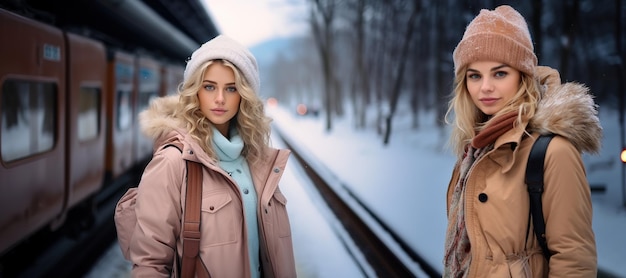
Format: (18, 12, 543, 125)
(138, 95, 187, 147)
(529, 66, 602, 154)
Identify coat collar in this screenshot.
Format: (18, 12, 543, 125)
(488, 122, 528, 173)
(249, 148, 291, 203)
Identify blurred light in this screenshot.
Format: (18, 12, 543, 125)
(296, 104, 307, 116)
(267, 97, 278, 108)
(621, 148, 626, 163)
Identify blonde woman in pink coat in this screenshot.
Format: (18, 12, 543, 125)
(443, 5, 600, 278)
(130, 35, 296, 278)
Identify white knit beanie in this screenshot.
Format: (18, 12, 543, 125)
(453, 5, 537, 77)
(184, 35, 260, 93)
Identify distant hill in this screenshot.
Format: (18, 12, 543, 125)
(249, 37, 296, 70)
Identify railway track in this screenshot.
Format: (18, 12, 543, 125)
(275, 129, 441, 278)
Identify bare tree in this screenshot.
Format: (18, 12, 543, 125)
(559, 0, 579, 79)
(371, 1, 393, 136)
(433, 0, 448, 130)
(308, 0, 338, 131)
(347, 0, 369, 129)
(381, 1, 420, 145)
(532, 0, 543, 62)
(408, 3, 433, 129)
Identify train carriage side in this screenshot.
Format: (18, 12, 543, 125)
(0, 9, 67, 255)
(161, 63, 184, 97)
(134, 56, 161, 164)
(64, 33, 107, 213)
(105, 50, 135, 181)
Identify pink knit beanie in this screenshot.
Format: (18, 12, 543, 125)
(453, 5, 537, 77)
(184, 35, 260, 93)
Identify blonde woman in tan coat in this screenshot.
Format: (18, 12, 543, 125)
(443, 5, 600, 278)
(129, 35, 296, 277)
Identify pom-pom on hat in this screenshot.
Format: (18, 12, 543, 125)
(453, 5, 537, 77)
(184, 35, 260, 93)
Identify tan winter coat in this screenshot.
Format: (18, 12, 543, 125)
(446, 69, 601, 278)
(129, 96, 296, 278)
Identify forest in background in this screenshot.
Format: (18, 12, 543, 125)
(260, 0, 625, 146)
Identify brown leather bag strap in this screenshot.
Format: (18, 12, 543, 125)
(181, 160, 203, 278)
(195, 256, 211, 278)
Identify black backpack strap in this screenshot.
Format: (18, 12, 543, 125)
(525, 133, 555, 261)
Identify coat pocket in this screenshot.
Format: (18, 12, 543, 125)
(114, 187, 138, 260)
(201, 189, 238, 246)
(270, 190, 292, 238)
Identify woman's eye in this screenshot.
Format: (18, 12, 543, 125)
(495, 71, 508, 78)
(467, 73, 480, 80)
(226, 86, 238, 93)
(204, 85, 215, 91)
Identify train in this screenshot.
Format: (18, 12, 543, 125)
(0, 7, 189, 257)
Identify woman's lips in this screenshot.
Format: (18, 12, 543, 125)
(211, 109, 226, 115)
(480, 98, 499, 106)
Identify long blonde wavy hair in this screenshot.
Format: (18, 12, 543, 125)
(175, 59, 272, 163)
(444, 65, 542, 158)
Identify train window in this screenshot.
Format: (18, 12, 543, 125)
(78, 87, 101, 141)
(117, 90, 132, 130)
(1, 79, 57, 162)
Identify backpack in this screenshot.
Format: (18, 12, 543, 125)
(525, 133, 555, 261)
(114, 143, 208, 277)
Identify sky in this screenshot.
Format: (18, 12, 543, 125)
(201, 0, 309, 48)
(89, 102, 626, 277)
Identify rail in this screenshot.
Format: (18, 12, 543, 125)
(275, 128, 441, 278)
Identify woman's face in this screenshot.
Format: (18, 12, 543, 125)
(197, 62, 241, 137)
(465, 61, 521, 116)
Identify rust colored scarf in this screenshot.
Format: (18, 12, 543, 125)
(472, 111, 518, 149)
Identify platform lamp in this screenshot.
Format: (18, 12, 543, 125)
(622, 147, 626, 207)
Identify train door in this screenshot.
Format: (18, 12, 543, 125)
(134, 56, 161, 164)
(105, 51, 135, 180)
(64, 33, 107, 210)
(0, 9, 67, 255)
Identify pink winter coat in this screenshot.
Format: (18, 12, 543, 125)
(129, 96, 296, 277)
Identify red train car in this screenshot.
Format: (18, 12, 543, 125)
(0, 9, 68, 254)
(0, 5, 198, 257)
